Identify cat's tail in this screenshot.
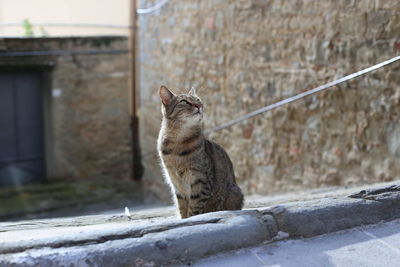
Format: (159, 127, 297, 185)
(225, 185, 244, 210)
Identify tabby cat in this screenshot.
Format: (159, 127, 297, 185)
(157, 85, 243, 218)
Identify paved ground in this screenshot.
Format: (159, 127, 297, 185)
(0, 181, 399, 266)
(0, 178, 143, 221)
(190, 219, 400, 267)
(1, 179, 396, 221)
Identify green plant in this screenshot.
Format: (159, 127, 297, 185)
(22, 19, 34, 37)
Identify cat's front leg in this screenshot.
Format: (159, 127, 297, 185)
(188, 178, 212, 217)
(175, 193, 189, 218)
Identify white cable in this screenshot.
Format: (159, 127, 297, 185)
(204, 55, 400, 134)
(137, 0, 170, 14)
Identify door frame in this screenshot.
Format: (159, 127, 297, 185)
(0, 62, 55, 181)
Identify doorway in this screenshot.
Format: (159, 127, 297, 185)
(0, 72, 45, 186)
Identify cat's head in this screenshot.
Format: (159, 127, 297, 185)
(159, 85, 203, 125)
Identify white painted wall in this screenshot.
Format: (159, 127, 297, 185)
(0, 0, 130, 37)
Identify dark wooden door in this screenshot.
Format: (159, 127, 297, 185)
(0, 72, 45, 186)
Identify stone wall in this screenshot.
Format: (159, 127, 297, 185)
(0, 36, 132, 180)
(138, 0, 400, 202)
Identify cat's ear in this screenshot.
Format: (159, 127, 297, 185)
(160, 85, 175, 106)
(188, 87, 197, 96)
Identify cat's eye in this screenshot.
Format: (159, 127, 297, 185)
(180, 100, 192, 106)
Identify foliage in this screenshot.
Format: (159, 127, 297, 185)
(22, 19, 49, 37)
(22, 19, 34, 37)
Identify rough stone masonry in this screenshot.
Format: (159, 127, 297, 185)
(138, 0, 400, 202)
(0, 37, 132, 181)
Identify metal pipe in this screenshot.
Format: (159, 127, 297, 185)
(130, 0, 143, 180)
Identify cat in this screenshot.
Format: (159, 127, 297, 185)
(157, 85, 243, 218)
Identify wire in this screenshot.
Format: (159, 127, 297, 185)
(204, 55, 400, 134)
(137, 0, 170, 14)
(0, 49, 130, 57)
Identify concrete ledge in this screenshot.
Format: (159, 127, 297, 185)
(1, 183, 399, 266)
(0, 211, 275, 266)
(262, 196, 400, 238)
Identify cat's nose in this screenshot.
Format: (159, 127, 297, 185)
(193, 103, 203, 109)
(193, 103, 203, 112)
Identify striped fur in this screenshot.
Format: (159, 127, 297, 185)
(157, 86, 243, 218)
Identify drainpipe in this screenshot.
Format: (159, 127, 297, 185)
(130, 0, 143, 180)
